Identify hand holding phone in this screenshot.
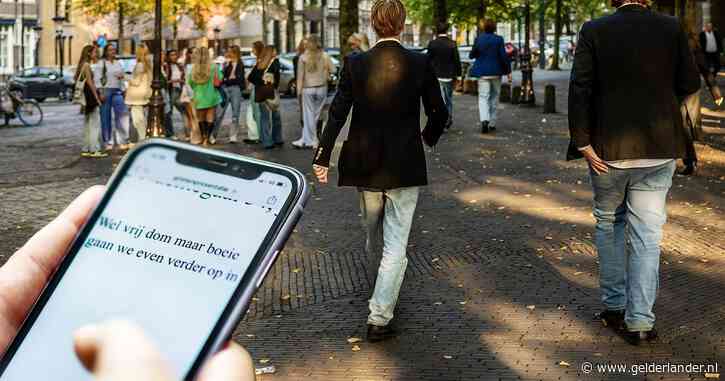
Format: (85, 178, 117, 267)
(0, 141, 308, 379)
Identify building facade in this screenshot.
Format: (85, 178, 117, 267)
(0, 0, 38, 76)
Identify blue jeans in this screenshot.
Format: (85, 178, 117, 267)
(100, 88, 129, 145)
(256, 103, 282, 148)
(213, 85, 243, 140)
(478, 78, 501, 126)
(438, 80, 453, 127)
(590, 161, 676, 331)
(361, 187, 419, 326)
(165, 87, 185, 137)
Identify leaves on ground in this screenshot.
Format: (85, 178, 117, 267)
(351, 345, 361, 352)
(347, 337, 362, 344)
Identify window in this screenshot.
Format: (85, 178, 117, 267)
(23, 29, 33, 68)
(64, 0, 71, 22)
(0, 27, 8, 71)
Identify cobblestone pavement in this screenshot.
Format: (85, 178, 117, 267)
(1, 70, 724, 380)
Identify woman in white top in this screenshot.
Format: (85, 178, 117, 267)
(292, 35, 333, 149)
(125, 43, 152, 142)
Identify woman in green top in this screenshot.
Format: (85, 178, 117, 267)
(188, 46, 222, 145)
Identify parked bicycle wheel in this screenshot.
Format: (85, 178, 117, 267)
(16, 100, 43, 127)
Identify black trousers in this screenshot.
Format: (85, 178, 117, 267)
(705, 52, 721, 75)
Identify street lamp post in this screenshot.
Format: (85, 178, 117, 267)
(52, 16, 65, 79)
(32, 25, 41, 67)
(145, 0, 165, 138)
(520, 0, 535, 106)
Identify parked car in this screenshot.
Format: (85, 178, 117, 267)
(8, 67, 72, 102)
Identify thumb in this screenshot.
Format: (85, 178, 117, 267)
(74, 320, 174, 381)
(197, 342, 256, 381)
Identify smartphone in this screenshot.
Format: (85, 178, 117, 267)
(0, 140, 309, 379)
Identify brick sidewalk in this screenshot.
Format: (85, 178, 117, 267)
(1, 71, 724, 380)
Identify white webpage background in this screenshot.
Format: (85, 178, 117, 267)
(2, 147, 292, 379)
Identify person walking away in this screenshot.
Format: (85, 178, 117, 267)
(470, 19, 512, 134)
(699, 22, 723, 76)
(77, 45, 107, 158)
(293, 35, 333, 149)
(98, 44, 130, 150)
(312, 0, 448, 343)
(218, 46, 246, 143)
(188, 46, 223, 146)
(568, 0, 699, 345)
(427, 22, 462, 130)
(164, 49, 187, 139)
(244, 41, 265, 144)
(248, 45, 283, 149)
(125, 43, 153, 143)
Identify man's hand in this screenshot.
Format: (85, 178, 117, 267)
(579, 146, 609, 175)
(74, 320, 255, 381)
(0, 186, 256, 380)
(313, 164, 328, 184)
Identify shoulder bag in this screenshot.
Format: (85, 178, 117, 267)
(72, 65, 88, 106)
(254, 59, 279, 107)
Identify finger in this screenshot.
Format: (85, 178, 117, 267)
(197, 342, 256, 381)
(74, 320, 174, 381)
(0, 186, 105, 349)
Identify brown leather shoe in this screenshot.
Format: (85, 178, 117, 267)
(367, 324, 397, 343)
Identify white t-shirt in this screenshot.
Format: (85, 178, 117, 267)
(99, 59, 125, 89)
(705, 31, 718, 53)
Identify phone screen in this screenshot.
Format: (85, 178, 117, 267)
(0, 145, 297, 379)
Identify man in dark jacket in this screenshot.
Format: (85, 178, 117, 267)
(568, 0, 699, 345)
(699, 22, 723, 75)
(427, 22, 462, 130)
(312, 0, 447, 343)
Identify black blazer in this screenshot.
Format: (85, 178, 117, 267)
(223, 59, 246, 88)
(426, 36, 462, 79)
(313, 41, 448, 189)
(699, 30, 723, 54)
(567, 5, 700, 161)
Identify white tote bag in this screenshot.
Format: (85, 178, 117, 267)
(246, 87, 260, 141)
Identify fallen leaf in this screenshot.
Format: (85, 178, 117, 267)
(704, 373, 720, 379)
(700, 258, 710, 263)
(558, 361, 571, 367)
(281, 295, 291, 300)
(246, 334, 256, 338)
(292, 268, 301, 273)
(431, 257, 440, 262)
(443, 355, 453, 359)
(545, 236, 553, 240)
(347, 337, 362, 344)
(351, 345, 361, 352)
(434, 302, 443, 305)
(259, 359, 270, 364)
(526, 305, 536, 311)
(459, 301, 467, 305)
(573, 271, 583, 276)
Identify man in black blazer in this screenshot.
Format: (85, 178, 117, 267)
(312, 0, 447, 343)
(427, 22, 462, 129)
(699, 22, 723, 75)
(568, 0, 699, 345)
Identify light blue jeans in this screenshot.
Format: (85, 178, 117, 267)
(361, 187, 419, 327)
(478, 77, 501, 126)
(213, 85, 243, 140)
(590, 161, 676, 332)
(438, 80, 453, 127)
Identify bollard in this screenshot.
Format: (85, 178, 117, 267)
(500, 83, 511, 103)
(544, 84, 556, 114)
(511, 86, 522, 105)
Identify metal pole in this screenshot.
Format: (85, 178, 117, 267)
(20, 0, 24, 70)
(520, 0, 535, 105)
(59, 35, 64, 79)
(145, 0, 165, 138)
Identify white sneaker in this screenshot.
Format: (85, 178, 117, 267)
(292, 139, 305, 149)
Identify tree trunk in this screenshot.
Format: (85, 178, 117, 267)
(433, 0, 447, 32)
(477, 0, 487, 34)
(286, 0, 295, 52)
(551, 0, 562, 70)
(262, 0, 268, 44)
(339, 0, 358, 56)
(118, 2, 125, 55)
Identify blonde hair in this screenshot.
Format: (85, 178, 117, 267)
(371, 0, 406, 38)
(191, 46, 212, 84)
(302, 35, 324, 72)
(135, 43, 151, 75)
(349, 33, 370, 51)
